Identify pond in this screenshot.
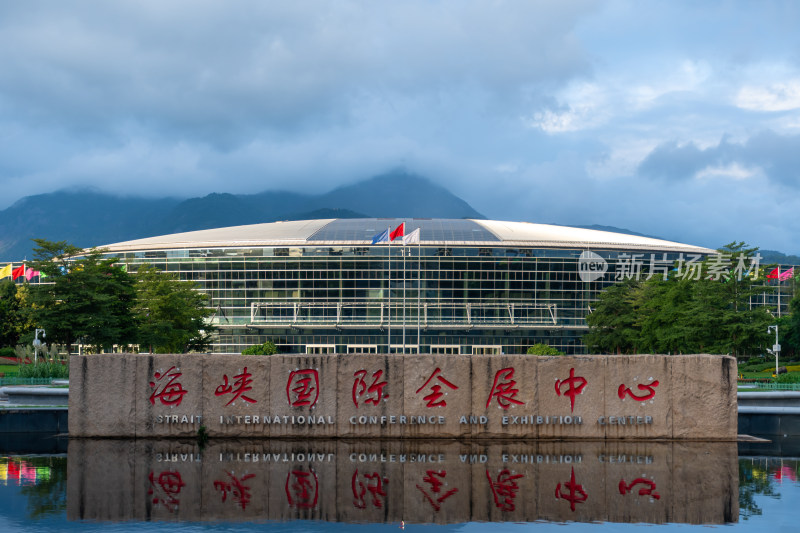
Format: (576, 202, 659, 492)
(0, 436, 798, 532)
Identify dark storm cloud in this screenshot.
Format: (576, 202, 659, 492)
(0, 1, 798, 254)
(636, 141, 712, 182)
(637, 131, 800, 187)
(0, 1, 596, 146)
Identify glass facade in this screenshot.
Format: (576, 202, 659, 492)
(110, 244, 694, 355)
(91, 218, 795, 355)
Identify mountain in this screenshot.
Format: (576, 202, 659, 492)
(760, 250, 800, 266)
(155, 170, 484, 233)
(0, 170, 483, 261)
(0, 191, 181, 261)
(312, 172, 483, 219)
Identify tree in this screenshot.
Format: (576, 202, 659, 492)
(526, 343, 564, 356)
(27, 240, 137, 353)
(585, 278, 643, 354)
(0, 279, 25, 348)
(585, 242, 773, 357)
(242, 341, 278, 355)
(133, 264, 214, 353)
(779, 278, 800, 359)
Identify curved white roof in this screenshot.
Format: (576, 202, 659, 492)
(98, 218, 713, 254)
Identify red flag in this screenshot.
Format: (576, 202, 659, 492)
(389, 222, 405, 241)
(766, 267, 779, 280)
(779, 267, 794, 281)
(11, 265, 25, 280)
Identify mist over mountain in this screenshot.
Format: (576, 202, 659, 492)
(2, 169, 798, 264)
(0, 171, 483, 260)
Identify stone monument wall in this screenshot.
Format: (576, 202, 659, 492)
(68, 353, 737, 440)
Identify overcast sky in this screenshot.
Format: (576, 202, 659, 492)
(1, 1, 799, 252)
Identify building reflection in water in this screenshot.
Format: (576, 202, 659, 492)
(67, 439, 738, 525)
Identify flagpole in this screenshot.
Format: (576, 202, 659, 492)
(417, 239, 421, 354)
(402, 238, 406, 355)
(387, 226, 391, 354)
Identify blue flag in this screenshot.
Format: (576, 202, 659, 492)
(371, 229, 389, 245)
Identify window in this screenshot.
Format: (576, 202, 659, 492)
(347, 344, 378, 354)
(389, 345, 419, 354)
(305, 344, 336, 354)
(472, 345, 502, 355)
(429, 345, 461, 355)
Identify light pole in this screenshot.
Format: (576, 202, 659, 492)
(768, 325, 780, 376)
(32, 329, 46, 364)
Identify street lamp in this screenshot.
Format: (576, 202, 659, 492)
(768, 325, 780, 376)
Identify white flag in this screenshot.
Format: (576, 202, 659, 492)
(402, 228, 420, 245)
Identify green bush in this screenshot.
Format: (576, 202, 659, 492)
(241, 341, 278, 355)
(745, 357, 764, 366)
(740, 362, 778, 373)
(776, 372, 800, 384)
(527, 344, 564, 356)
(0, 347, 16, 359)
(18, 361, 69, 379)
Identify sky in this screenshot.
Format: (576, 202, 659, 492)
(1, 1, 799, 253)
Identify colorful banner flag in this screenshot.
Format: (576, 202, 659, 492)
(779, 267, 795, 281)
(389, 222, 405, 241)
(371, 229, 390, 245)
(0, 264, 11, 279)
(11, 265, 25, 280)
(25, 268, 40, 280)
(402, 228, 420, 245)
(766, 267, 779, 280)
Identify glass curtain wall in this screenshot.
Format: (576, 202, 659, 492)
(113, 246, 691, 354)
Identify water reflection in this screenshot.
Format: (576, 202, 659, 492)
(1, 456, 67, 518)
(65, 439, 739, 525)
(739, 457, 799, 521)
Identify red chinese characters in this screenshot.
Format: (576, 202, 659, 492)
(486, 367, 524, 410)
(555, 467, 587, 512)
(619, 478, 660, 500)
(352, 369, 389, 408)
(148, 470, 185, 512)
(555, 368, 587, 413)
(215, 367, 256, 406)
(149, 366, 188, 407)
(415, 368, 458, 408)
(286, 468, 318, 508)
(486, 469, 524, 511)
(618, 380, 660, 402)
(287, 369, 319, 408)
(416, 470, 458, 511)
(351, 469, 389, 509)
(214, 472, 256, 510)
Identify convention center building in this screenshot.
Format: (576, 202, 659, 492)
(99, 218, 716, 355)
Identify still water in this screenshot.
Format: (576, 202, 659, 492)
(0, 437, 798, 532)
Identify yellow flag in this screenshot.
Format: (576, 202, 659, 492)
(0, 264, 11, 279)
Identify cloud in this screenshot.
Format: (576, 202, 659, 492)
(1, 1, 800, 254)
(0, 1, 596, 144)
(637, 131, 800, 188)
(736, 81, 800, 112)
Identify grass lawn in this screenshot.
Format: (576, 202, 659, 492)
(740, 371, 776, 379)
(0, 364, 19, 375)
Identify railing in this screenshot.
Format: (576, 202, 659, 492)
(738, 381, 800, 391)
(248, 301, 574, 329)
(0, 377, 55, 386)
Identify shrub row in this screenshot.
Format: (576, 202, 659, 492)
(17, 361, 69, 379)
(739, 362, 781, 373)
(776, 372, 800, 384)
